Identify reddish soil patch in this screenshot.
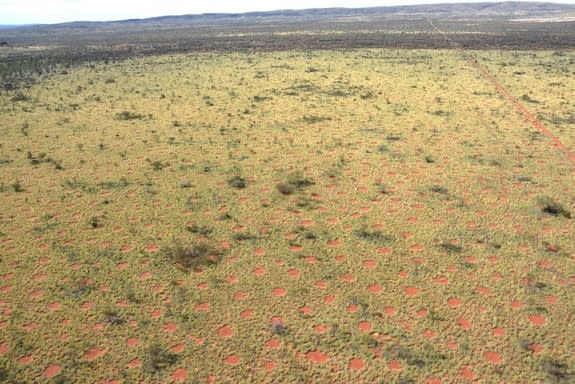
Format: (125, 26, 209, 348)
(484, 351, 502, 364)
(0, 343, 9, 356)
(415, 309, 428, 318)
(476, 286, 491, 296)
(327, 239, 342, 247)
(264, 361, 277, 371)
(127, 359, 142, 368)
(324, 295, 336, 304)
(306, 256, 318, 264)
(492, 327, 505, 337)
(341, 274, 355, 283)
(165, 322, 178, 333)
(44, 365, 62, 378)
(225, 275, 238, 284)
(121, 244, 133, 253)
(409, 244, 424, 252)
(23, 322, 39, 331)
(528, 344, 544, 354)
(545, 295, 558, 304)
(460, 367, 474, 380)
(218, 325, 234, 337)
(299, 306, 312, 315)
(447, 340, 459, 350)
(457, 318, 471, 330)
(314, 324, 328, 334)
(348, 358, 365, 370)
(384, 306, 397, 316)
(115, 262, 129, 270)
(447, 297, 463, 308)
(252, 266, 265, 276)
(306, 350, 330, 364)
(272, 287, 287, 297)
(144, 244, 159, 253)
(528, 315, 546, 326)
(363, 259, 377, 269)
(388, 360, 402, 371)
(17, 355, 33, 364)
(171, 344, 185, 353)
(223, 355, 241, 365)
(195, 302, 210, 311)
(33, 273, 47, 282)
(266, 339, 281, 349)
(171, 368, 187, 382)
(288, 268, 300, 277)
(510, 300, 524, 310)
(240, 310, 253, 319)
(358, 321, 372, 332)
(347, 304, 360, 313)
(290, 245, 303, 252)
(367, 284, 383, 293)
(47, 302, 61, 311)
(423, 329, 437, 339)
(139, 271, 152, 280)
(433, 276, 449, 285)
(233, 291, 246, 300)
(126, 338, 139, 347)
(254, 247, 265, 256)
(376, 247, 393, 255)
(405, 286, 419, 297)
(538, 259, 552, 269)
(84, 348, 105, 361)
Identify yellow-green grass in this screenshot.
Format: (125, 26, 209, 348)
(0, 49, 574, 383)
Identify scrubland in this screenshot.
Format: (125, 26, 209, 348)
(0, 48, 574, 383)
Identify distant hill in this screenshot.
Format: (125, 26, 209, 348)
(1, 1, 574, 53)
(22, 1, 575, 29)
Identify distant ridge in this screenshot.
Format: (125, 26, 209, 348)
(23, 1, 575, 28)
(1, 1, 574, 52)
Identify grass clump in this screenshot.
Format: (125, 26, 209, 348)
(11, 181, 24, 192)
(276, 171, 315, 195)
(302, 115, 332, 124)
(10, 92, 29, 102)
(270, 320, 288, 335)
(354, 225, 393, 244)
(440, 242, 463, 253)
(228, 175, 247, 189)
(115, 111, 145, 120)
(102, 308, 125, 325)
(164, 241, 221, 272)
(538, 197, 571, 219)
(143, 343, 179, 373)
(541, 357, 573, 383)
(430, 185, 448, 194)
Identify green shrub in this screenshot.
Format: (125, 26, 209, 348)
(163, 241, 221, 272)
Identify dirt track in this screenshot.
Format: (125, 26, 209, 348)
(427, 17, 575, 166)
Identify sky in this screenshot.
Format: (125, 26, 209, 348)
(1, 0, 574, 24)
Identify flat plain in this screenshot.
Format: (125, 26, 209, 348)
(1, 4, 575, 384)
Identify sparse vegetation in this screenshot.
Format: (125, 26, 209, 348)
(276, 171, 315, 195)
(0, 12, 574, 383)
(538, 197, 571, 219)
(163, 241, 222, 271)
(143, 343, 179, 373)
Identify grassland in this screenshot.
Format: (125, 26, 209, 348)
(1, 27, 575, 384)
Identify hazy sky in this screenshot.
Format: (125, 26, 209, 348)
(2, 0, 573, 24)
